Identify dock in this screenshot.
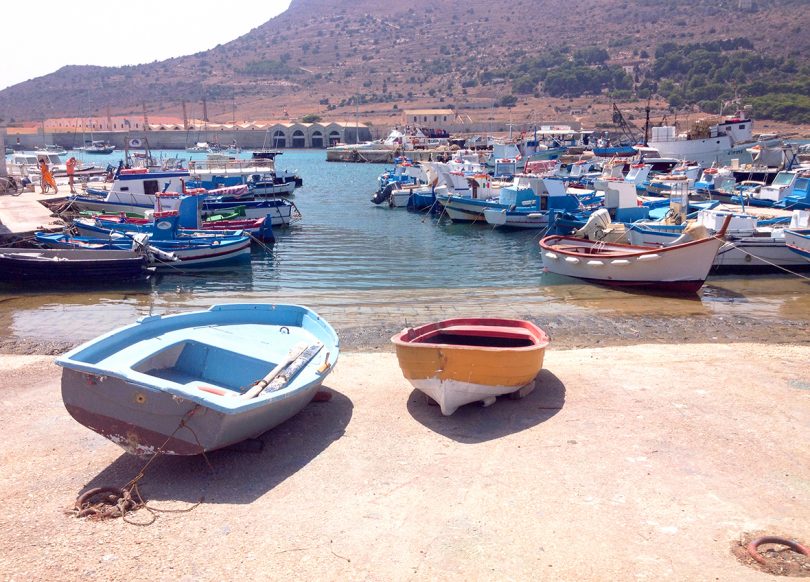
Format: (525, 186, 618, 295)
(0, 190, 65, 243)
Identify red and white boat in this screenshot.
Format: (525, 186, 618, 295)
(539, 215, 732, 294)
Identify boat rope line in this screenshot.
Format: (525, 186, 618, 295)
(72, 405, 207, 525)
(288, 199, 303, 224)
(419, 199, 441, 223)
(249, 233, 274, 254)
(725, 242, 810, 280)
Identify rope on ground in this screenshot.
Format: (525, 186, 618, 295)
(72, 405, 207, 525)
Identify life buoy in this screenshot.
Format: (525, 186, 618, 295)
(703, 168, 719, 175)
(128, 138, 143, 148)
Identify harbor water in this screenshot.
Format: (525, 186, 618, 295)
(0, 149, 809, 347)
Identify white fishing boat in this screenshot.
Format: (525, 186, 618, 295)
(647, 113, 782, 167)
(539, 215, 732, 293)
(627, 209, 810, 270)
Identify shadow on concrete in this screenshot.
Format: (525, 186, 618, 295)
(406, 369, 566, 444)
(79, 387, 352, 505)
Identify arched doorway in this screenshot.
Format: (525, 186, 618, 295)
(291, 130, 306, 148)
(311, 131, 324, 148)
(328, 131, 341, 146)
(272, 130, 286, 148)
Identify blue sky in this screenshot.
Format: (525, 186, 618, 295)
(1, 0, 291, 91)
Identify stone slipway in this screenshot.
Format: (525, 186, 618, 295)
(0, 343, 807, 580)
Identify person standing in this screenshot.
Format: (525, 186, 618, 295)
(66, 156, 78, 193)
(38, 158, 58, 194)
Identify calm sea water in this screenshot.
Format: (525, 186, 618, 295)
(1, 148, 808, 344)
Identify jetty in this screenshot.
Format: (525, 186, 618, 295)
(0, 192, 64, 242)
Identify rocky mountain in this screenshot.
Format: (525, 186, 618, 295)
(1, 0, 808, 127)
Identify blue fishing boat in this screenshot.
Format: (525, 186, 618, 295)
(34, 222, 252, 268)
(438, 175, 571, 223)
(732, 170, 800, 208)
(56, 304, 339, 456)
(73, 195, 275, 243)
(777, 171, 810, 210)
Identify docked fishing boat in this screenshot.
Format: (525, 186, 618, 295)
(646, 113, 782, 167)
(188, 153, 303, 192)
(246, 173, 296, 197)
(56, 303, 339, 456)
(627, 209, 810, 270)
(72, 171, 297, 226)
(74, 193, 276, 243)
(0, 248, 150, 285)
(392, 318, 550, 416)
(539, 215, 732, 293)
(35, 225, 252, 269)
(785, 228, 810, 261)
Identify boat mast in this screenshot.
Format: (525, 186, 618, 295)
(643, 98, 651, 146)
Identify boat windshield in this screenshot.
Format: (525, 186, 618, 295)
(772, 172, 795, 186)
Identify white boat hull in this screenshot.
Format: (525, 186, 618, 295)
(409, 377, 531, 416)
(628, 229, 805, 268)
(541, 234, 725, 293)
(484, 208, 549, 229)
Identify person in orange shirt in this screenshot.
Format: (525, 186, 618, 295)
(66, 156, 78, 193)
(38, 158, 58, 194)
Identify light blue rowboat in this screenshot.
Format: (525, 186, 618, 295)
(56, 304, 339, 456)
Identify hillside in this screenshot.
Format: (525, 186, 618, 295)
(1, 0, 808, 131)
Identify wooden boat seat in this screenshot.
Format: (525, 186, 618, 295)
(438, 324, 535, 338)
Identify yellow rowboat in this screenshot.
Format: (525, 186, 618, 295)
(391, 318, 550, 415)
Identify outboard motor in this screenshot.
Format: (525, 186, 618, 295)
(371, 182, 399, 205)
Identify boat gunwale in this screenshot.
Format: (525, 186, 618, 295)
(539, 232, 722, 258)
(391, 318, 550, 353)
(55, 304, 340, 413)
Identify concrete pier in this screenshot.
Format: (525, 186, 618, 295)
(0, 192, 65, 242)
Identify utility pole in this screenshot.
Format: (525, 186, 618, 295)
(202, 98, 209, 123)
(182, 101, 188, 130)
(142, 102, 150, 132)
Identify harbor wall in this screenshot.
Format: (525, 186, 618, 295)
(6, 120, 583, 152)
(6, 125, 374, 151)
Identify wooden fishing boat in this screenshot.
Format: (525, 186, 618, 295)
(391, 318, 550, 416)
(0, 248, 150, 284)
(541, 234, 725, 293)
(56, 304, 339, 456)
(539, 215, 732, 293)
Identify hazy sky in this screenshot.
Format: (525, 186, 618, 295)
(1, 0, 292, 91)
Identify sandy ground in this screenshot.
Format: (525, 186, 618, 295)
(0, 343, 808, 581)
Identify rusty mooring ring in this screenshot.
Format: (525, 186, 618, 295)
(745, 536, 810, 565)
